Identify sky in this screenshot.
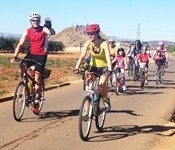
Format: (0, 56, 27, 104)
(0, 0, 175, 42)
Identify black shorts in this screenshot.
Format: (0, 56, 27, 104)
(21, 53, 47, 74)
(88, 66, 108, 76)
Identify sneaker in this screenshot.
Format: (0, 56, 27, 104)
(122, 85, 127, 91)
(103, 98, 111, 111)
(31, 100, 40, 113)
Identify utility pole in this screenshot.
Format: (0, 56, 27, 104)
(137, 23, 140, 40)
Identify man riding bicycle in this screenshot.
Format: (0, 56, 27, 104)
(11, 12, 55, 112)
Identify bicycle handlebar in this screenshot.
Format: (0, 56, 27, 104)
(16, 57, 42, 66)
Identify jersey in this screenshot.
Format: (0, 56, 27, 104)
(27, 26, 48, 55)
(88, 40, 108, 67)
(137, 53, 149, 63)
(153, 49, 165, 61)
(109, 45, 117, 57)
(113, 55, 126, 69)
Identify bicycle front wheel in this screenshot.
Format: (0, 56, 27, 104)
(95, 96, 106, 131)
(13, 81, 27, 122)
(78, 95, 93, 141)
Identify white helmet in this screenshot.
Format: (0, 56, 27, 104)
(109, 38, 115, 42)
(116, 42, 121, 48)
(29, 12, 41, 20)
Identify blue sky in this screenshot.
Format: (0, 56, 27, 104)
(0, 0, 175, 42)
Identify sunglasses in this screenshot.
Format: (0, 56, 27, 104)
(88, 33, 96, 36)
(32, 20, 40, 22)
(109, 41, 114, 44)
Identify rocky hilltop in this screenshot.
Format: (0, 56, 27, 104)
(49, 26, 108, 48)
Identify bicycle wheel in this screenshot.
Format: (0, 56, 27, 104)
(33, 85, 45, 115)
(95, 96, 106, 131)
(140, 70, 145, 89)
(156, 69, 161, 85)
(115, 75, 121, 95)
(78, 95, 93, 141)
(13, 81, 26, 122)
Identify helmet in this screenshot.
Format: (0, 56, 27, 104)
(116, 42, 121, 48)
(158, 41, 164, 46)
(85, 24, 100, 33)
(109, 38, 115, 42)
(29, 12, 41, 20)
(135, 39, 141, 44)
(141, 46, 147, 52)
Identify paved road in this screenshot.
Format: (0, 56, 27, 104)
(1, 58, 175, 150)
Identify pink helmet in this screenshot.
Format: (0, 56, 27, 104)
(85, 24, 100, 33)
(158, 41, 164, 46)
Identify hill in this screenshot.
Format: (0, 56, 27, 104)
(49, 26, 108, 48)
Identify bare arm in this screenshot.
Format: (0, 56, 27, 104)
(124, 57, 128, 69)
(74, 40, 91, 69)
(43, 27, 56, 35)
(103, 41, 112, 71)
(14, 30, 28, 57)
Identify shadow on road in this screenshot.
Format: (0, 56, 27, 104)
(88, 124, 175, 142)
(21, 109, 79, 122)
(108, 109, 142, 116)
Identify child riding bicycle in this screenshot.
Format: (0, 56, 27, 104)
(112, 47, 128, 91)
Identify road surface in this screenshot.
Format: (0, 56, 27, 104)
(1, 58, 175, 150)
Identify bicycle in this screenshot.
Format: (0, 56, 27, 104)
(139, 63, 147, 89)
(113, 67, 124, 95)
(127, 56, 134, 76)
(13, 58, 51, 122)
(132, 58, 140, 81)
(78, 71, 107, 141)
(106, 70, 115, 89)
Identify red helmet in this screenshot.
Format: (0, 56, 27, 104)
(85, 24, 100, 33)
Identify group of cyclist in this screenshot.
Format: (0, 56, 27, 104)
(10, 12, 168, 113)
(74, 23, 169, 111)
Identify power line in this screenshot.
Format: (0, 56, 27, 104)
(137, 23, 140, 40)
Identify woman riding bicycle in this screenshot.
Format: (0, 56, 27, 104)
(153, 45, 166, 80)
(74, 24, 112, 111)
(11, 12, 55, 112)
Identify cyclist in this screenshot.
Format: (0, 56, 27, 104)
(74, 24, 112, 111)
(146, 45, 152, 58)
(108, 38, 117, 68)
(112, 47, 128, 91)
(11, 12, 56, 112)
(126, 43, 135, 76)
(133, 39, 143, 78)
(153, 46, 166, 80)
(135, 46, 151, 85)
(157, 41, 168, 68)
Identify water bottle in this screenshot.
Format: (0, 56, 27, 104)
(93, 93, 99, 102)
(27, 82, 32, 94)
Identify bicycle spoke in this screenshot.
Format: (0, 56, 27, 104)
(79, 96, 92, 141)
(13, 82, 26, 121)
